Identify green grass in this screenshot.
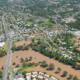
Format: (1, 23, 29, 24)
(0, 42, 8, 52)
(27, 22, 33, 25)
(18, 65, 35, 74)
(12, 41, 18, 47)
(3, 42, 8, 52)
(12, 39, 21, 47)
(31, 37, 44, 41)
(10, 67, 15, 77)
(40, 22, 53, 26)
(38, 30, 42, 33)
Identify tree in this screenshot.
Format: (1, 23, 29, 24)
(49, 63, 55, 70)
(0, 70, 3, 78)
(22, 71, 27, 78)
(25, 57, 28, 62)
(13, 62, 16, 65)
(73, 75, 78, 80)
(58, 67, 61, 73)
(69, 74, 73, 79)
(21, 57, 24, 63)
(63, 71, 68, 77)
(32, 39, 34, 42)
(16, 64, 20, 68)
(29, 56, 32, 61)
(42, 60, 48, 68)
(1, 66, 4, 70)
(77, 64, 80, 70)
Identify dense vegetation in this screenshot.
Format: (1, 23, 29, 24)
(0, 0, 7, 6)
(12, 33, 80, 70)
(67, 18, 80, 30)
(0, 50, 7, 57)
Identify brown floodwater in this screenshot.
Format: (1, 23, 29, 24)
(14, 40, 31, 47)
(10, 49, 80, 80)
(0, 39, 80, 80)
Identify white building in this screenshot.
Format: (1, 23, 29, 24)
(32, 72, 37, 75)
(0, 42, 5, 47)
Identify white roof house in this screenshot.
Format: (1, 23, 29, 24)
(37, 76, 43, 79)
(31, 75, 37, 78)
(51, 76, 56, 80)
(17, 78, 25, 80)
(14, 78, 25, 80)
(39, 72, 44, 76)
(0, 42, 5, 47)
(26, 73, 31, 76)
(44, 74, 49, 78)
(26, 76, 31, 80)
(32, 72, 37, 75)
(33, 78, 36, 80)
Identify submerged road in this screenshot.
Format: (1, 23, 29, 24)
(2, 15, 12, 80)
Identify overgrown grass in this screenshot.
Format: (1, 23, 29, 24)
(40, 22, 53, 26)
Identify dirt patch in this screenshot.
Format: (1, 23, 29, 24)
(14, 40, 31, 47)
(10, 49, 80, 80)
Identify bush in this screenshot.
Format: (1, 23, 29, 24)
(49, 63, 55, 70)
(16, 64, 20, 68)
(13, 62, 16, 65)
(63, 71, 68, 77)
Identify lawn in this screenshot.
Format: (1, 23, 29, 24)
(40, 22, 53, 26)
(0, 42, 8, 52)
(18, 63, 39, 74)
(27, 22, 33, 25)
(12, 39, 21, 47)
(18, 65, 35, 74)
(12, 41, 18, 47)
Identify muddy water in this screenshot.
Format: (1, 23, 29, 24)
(0, 56, 6, 70)
(10, 49, 80, 80)
(14, 40, 31, 47)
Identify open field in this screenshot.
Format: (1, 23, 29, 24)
(40, 22, 53, 26)
(27, 22, 33, 25)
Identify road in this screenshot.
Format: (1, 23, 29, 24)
(2, 15, 12, 80)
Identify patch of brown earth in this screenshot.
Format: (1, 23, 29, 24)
(10, 49, 80, 80)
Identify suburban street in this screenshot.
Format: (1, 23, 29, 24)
(2, 15, 12, 80)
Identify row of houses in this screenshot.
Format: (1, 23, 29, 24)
(26, 72, 58, 80)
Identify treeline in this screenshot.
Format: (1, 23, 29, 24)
(29, 40, 80, 70)
(0, 50, 7, 57)
(12, 45, 29, 52)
